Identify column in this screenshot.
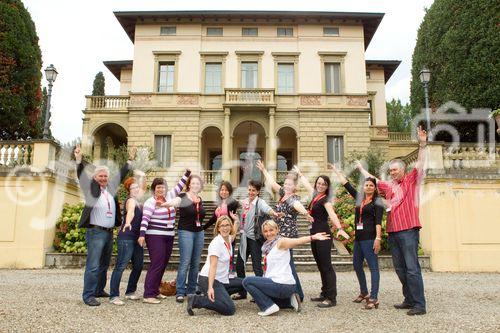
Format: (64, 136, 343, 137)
(222, 107, 231, 181)
(266, 107, 277, 180)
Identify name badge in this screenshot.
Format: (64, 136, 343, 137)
(196, 220, 201, 228)
(106, 211, 113, 219)
(356, 223, 363, 230)
(309, 223, 312, 230)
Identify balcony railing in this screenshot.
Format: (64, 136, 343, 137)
(0, 141, 33, 167)
(85, 95, 130, 110)
(225, 89, 275, 105)
(201, 170, 221, 186)
(389, 132, 412, 142)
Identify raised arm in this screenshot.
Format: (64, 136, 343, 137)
(277, 232, 331, 250)
(256, 160, 281, 193)
(355, 161, 379, 182)
(167, 169, 191, 199)
(292, 200, 313, 221)
(414, 126, 428, 172)
(329, 163, 358, 199)
(293, 165, 314, 196)
(74, 144, 91, 194)
(324, 202, 349, 240)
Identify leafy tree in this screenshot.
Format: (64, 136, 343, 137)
(92, 72, 105, 96)
(387, 98, 412, 133)
(0, 0, 43, 139)
(410, 0, 500, 141)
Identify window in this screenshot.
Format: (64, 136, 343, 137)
(368, 100, 373, 125)
(241, 62, 258, 88)
(277, 151, 293, 171)
(366, 71, 371, 79)
(205, 63, 222, 93)
(325, 63, 341, 94)
(160, 26, 176, 35)
(277, 63, 294, 93)
(277, 27, 293, 37)
(154, 135, 171, 168)
(158, 62, 175, 92)
(242, 27, 258, 36)
(327, 136, 344, 167)
(323, 27, 339, 36)
(207, 27, 223, 36)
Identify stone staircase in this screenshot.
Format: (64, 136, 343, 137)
(142, 190, 353, 272)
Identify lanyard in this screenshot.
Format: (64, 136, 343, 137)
(308, 193, 326, 215)
(262, 255, 267, 273)
(223, 240, 233, 271)
(189, 193, 201, 227)
(101, 189, 111, 212)
(241, 200, 253, 224)
(358, 197, 373, 225)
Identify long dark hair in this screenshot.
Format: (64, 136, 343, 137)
(356, 177, 379, 207)
(313, 175, 332, 200)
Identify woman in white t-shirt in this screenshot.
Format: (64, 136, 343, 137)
(186, 215, 245, 316)
(242, 220, 330, 316)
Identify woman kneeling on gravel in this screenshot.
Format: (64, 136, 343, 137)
(186, 215, 245, 316)
(242, 220, 330, 316)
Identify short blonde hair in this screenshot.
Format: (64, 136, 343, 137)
(261, 219, 279, 232)
(214, 216, 236, 238)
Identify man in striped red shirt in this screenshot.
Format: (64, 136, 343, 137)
(358, 126, 428, 316)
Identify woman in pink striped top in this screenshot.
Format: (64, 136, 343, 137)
(138, 169, 191, 304)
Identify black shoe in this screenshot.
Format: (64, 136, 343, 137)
(407, 308, 426, 316)
(84, 298, 101, 306)
(317, 299, 336, 308)
(394, 302, 413, 310)
(186, 294, 195, 316)
(310, 295, 326, 302)
(176, 295, 185, 303)
(95, 291, 110, 298)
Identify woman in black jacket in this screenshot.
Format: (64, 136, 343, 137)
(203, 181, 240, 274)
(331, 164, 384, 310)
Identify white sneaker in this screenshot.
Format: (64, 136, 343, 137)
(125, 293, 140, 300)
(156, 294, 167, 299)
(143, 298, 161, 304)
(258, 304, 280, 316)
(109, 297, 124, 306)
(290, 293, 301, 312)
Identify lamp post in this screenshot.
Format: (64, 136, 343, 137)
(419, 67, 431, 140)
(43, 64, 58, 139)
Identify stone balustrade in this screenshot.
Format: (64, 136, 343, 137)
(0, 141, 33, 167)
(85, 95, 130, 110)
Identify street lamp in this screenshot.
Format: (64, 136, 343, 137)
(419, 67, 431, 140)
(43, 64, 58, 139)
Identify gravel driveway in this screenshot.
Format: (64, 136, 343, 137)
(0, 269, 498, 332)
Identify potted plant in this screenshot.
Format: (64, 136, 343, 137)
(490, 108, 500, 135)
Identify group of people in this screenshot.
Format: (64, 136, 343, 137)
(73, 126, 428, 317)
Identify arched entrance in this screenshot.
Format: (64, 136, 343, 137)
(232, 121, 266, 186)
(91, 123, 127, 161)
(276, 126, 298, 183)
(200, 126, 223, 186)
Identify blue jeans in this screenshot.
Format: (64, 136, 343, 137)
(82, 228, 113, 302)
(176, 230, 205, 296)
(242, 276, 296, 311)
(193, 276, 245, 316)
(109, 238, 144, 298)
(353, 240, 380, 299)
(388, 229, 426, 310)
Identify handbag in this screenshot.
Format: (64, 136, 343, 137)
(253, 198, 270, 242)
(159, 279, 176, 296)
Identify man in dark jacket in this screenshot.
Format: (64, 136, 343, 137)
(74, 144, 135, 306)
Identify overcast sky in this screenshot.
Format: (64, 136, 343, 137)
(23, 0, 434, 143)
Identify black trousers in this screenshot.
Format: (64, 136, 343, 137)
(236, 236, 264, 297)
(311, 238, 337, 302)
(194, 275, 244, 316)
